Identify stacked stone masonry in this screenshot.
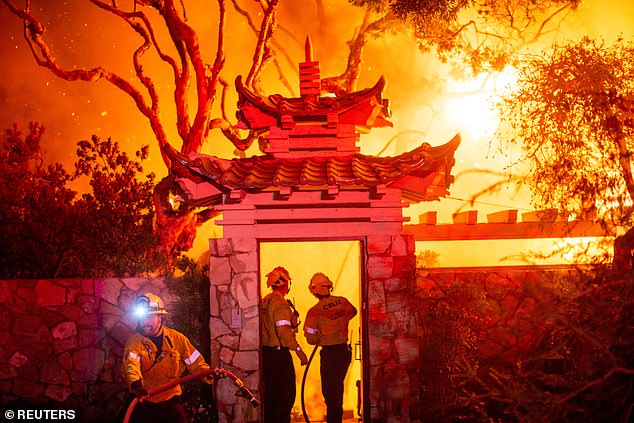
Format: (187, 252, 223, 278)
(0, 278, 171, 422)
(208, 237, 261, 423)
(366, 234, 419, 423)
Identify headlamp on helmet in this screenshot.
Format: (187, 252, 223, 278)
(132, 293, 168, 319)
(133, 297, 150, 319)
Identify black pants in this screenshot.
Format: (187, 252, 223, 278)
(262, 346, 296, 423)
(128, 395, 188, 423)
(320, 344, 352, 423)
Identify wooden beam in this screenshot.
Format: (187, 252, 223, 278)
(404, 220, 609, 241)
(521, 208, 558, 222)
(419, 211, 437, 225)
(487, 209, 518, 224)
(452, 210, 478, 224)
(220, 220, 406, 238)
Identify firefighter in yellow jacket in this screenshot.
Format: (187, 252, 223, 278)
(261, 266, 308, 423)
(122, 293, 212, 423)
(304, 273, 357, 423)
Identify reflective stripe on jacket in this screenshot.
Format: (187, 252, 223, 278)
(304, 295, 357, 346)
(122, 326, 210, 403)
(261, 291, 301, 350)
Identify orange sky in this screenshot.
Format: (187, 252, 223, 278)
(1, 0, 633, 251)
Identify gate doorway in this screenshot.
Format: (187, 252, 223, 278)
(260, 240, 364, 422)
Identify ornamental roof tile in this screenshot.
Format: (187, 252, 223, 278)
(235, 75, 392, 131)
(168, 134, 460, 205)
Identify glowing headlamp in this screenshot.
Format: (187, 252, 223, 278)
(133, 305, 149, 319)
(133, 296, 150, 319)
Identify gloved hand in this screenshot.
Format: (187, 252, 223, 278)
(296, 348, 308, 366)
(130, 380, 148, 399)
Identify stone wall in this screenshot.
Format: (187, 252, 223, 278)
(0, 263, 601, 423)
(366, 234, 419, 423)
(0, 278, 171, 423)
(412, 266, 600, 421)
(415, 266, 577, 363)
(208, 237, 261, 423)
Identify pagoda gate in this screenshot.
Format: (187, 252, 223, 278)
(167, 40, 460, 422)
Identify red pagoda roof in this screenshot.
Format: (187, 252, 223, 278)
(235, 75, 392, 131)
(167, 38, 460, 208)
(167, 134, 460, 205)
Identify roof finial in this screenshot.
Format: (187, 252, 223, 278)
(299, 35, 320, 98)
(305, 35, 313, 63)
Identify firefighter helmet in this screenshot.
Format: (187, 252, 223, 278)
(266, 266, 291, 288)
(309, 273, 333, 296)
(133, 293, 168, 318)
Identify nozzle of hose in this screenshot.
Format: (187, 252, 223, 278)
(233, 377, 259, 408)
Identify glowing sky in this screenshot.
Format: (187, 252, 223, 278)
(1, 0, 633, 261)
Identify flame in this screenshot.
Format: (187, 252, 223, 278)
(444, 67, 519, 141)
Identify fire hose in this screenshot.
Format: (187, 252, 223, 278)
(300, 345, 319, 423)
(122, 368, 258, 423)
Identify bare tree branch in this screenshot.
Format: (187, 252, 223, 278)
(2, 0, 175, 164)
(322, 8, 391, 95)
(246, 0, 278, 92)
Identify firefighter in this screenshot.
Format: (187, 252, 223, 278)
(122, 293, 212, 423)
(261, 266, 308, 423)
(304, 273, 357, 423)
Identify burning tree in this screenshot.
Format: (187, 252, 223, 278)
(1, 0, 581, 262)
(496, 36, 634, 270)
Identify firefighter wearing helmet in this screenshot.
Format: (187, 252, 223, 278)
(304, 273, 357, 423)
(260, 267, 308, 423)
(122, 293, 212, 423)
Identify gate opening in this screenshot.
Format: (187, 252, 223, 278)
(260, 240, 362, 422)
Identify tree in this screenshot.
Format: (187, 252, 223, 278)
(0, 123, 78, 278)
(73, 134, 165, 276)
(1, 0, 581, 259)
(495, 37, 634, 270)
(346, 0, 581, 77)
(0, 123, 164, 278)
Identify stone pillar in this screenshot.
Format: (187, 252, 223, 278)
(366, 234, 418, 423)
(209, 238, 260, 423)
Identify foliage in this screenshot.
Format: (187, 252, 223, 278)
(0, 122, 76, 278)
(165, 257, 216, 423)
(73, 134, 167, 276)
(166, 257, 211, 358)
(416, 274, 481, 421)
(350, 0, 471, 22)
(496, 37, 634, 230)
(414, 267, 634, 422)
(350, 0, 582, 73)
(416, 249, 441, 267)
(0, 123, 165, 278)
